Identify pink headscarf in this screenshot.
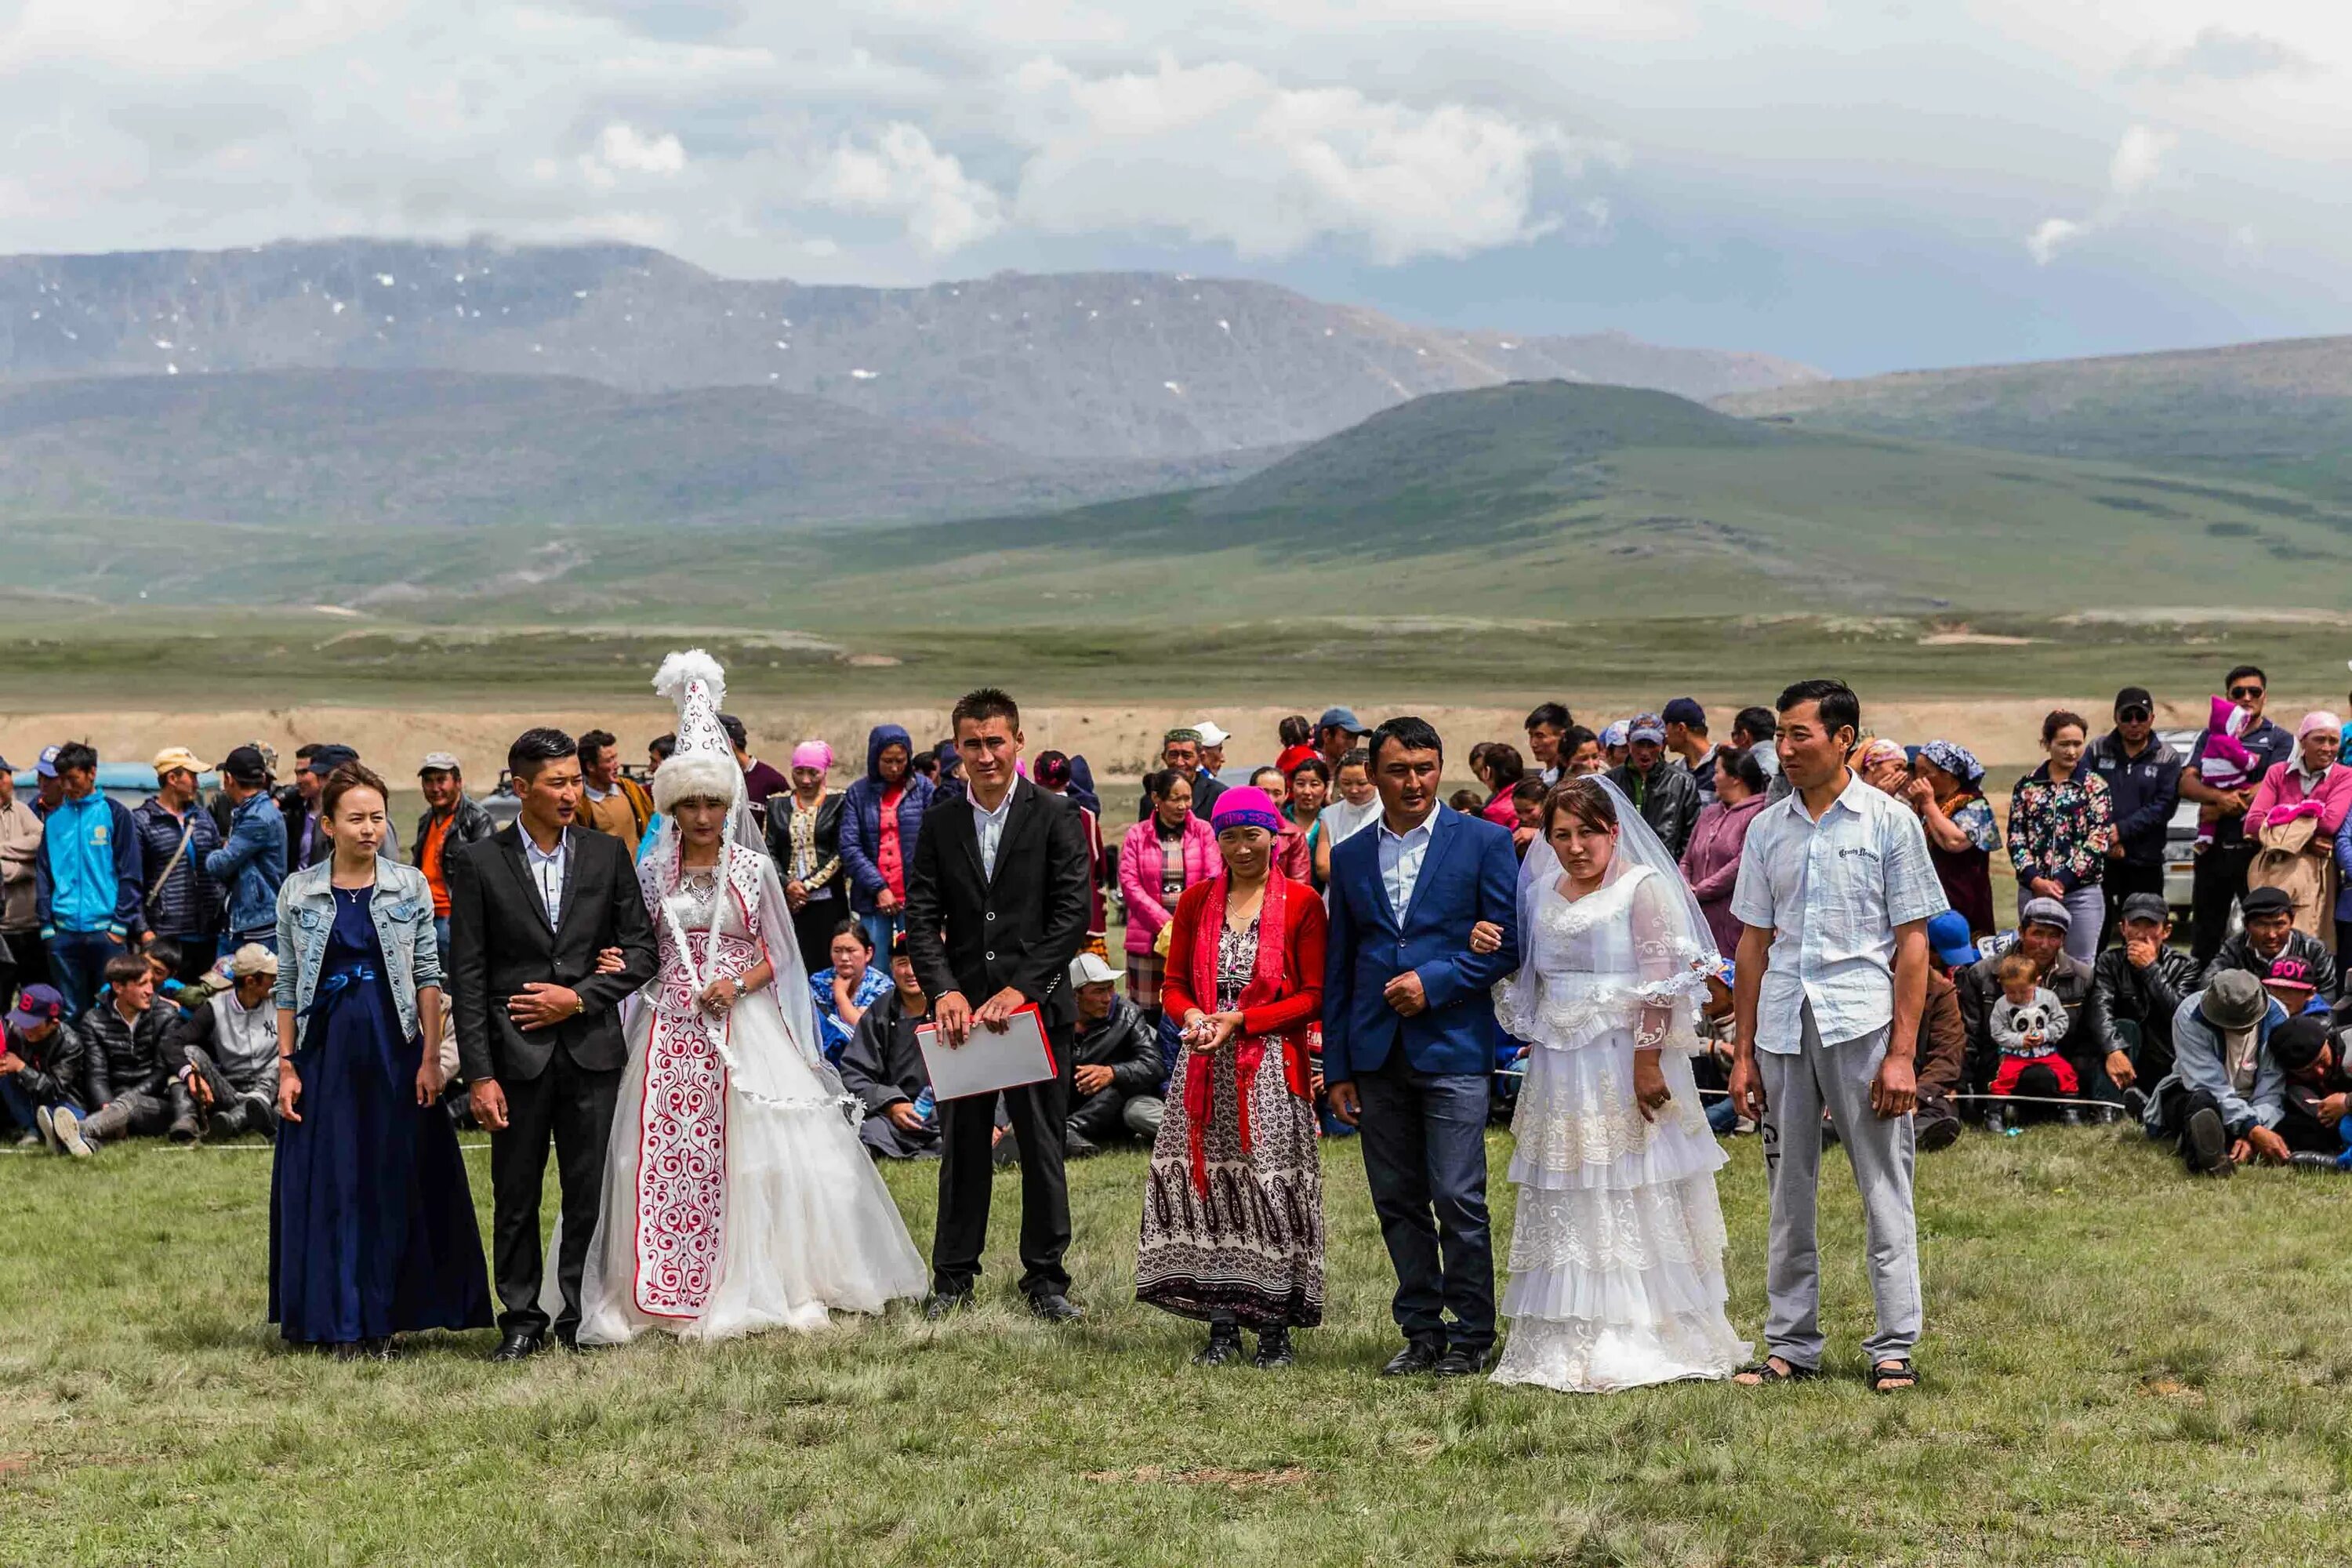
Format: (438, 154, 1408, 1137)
(789, 740, 833, 773)
(2298, 711, 2343, 743)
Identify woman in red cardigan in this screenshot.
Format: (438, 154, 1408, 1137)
(1135, 785, 1327, 1370)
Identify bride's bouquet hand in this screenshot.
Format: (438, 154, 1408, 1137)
(1468, 920, 1504, 956)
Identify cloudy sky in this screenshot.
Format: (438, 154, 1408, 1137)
(2, 0, 2347, 374)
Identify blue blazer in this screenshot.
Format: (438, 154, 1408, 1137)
(1323, 805, 1522, 1083)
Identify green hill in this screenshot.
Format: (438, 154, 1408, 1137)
(1714, 335, 2352, 504)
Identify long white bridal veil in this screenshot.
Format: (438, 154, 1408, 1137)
(1494, 775, 1721, 1035)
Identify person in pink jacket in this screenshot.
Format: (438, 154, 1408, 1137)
(2245, 713, 2352, 836)
(1120, 770, 1219, 1025)
(1679, 748, 1771, 958)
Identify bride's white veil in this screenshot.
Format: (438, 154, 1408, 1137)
(1496, 775, 1720, 1039)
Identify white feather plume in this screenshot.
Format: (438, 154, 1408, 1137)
(653, 648, 727, 710)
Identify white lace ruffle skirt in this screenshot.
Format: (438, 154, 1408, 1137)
(1493, 1175, 1749, 1392)
(1508, 1027, 1727, 1192)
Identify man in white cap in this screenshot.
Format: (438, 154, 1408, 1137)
(1064, 949, 1164, 1154)
(1194, 722, 1232, 788)
(413, 752, 496, 982)
(133, 747, 224, 983)
(175, 942, 282, 1139)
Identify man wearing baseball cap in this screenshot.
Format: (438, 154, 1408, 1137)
(1661, 698, 1720, 804)
(1605, 712, 1702, 858)
(132, 747, 224, 982)
(414, 753, 496, 980)
(2148, 969, 2290, 1175)
(2085, 687, 2183, 947)
(2203, 884, 2338, 1000)
(1064, 949, 1164, 1155)
(176, 942, 282, 1140)
(204, 746, 287, 956)
(2085, 892, 2199, 1117)
(1315, 708, 1367, 775)
(1193, 722, 1232, 787)
(0, 755, 41, 1011)
(0, 983, 82, 1150)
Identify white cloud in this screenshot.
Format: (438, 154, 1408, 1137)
(596, 123, 686, 176)
(2024, 122, 2175, 265)
(1004, 55, 1595, 262)
(808, 122, 1003, 252)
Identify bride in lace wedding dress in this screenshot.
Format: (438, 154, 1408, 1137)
(1487, 775, 1748, 1393)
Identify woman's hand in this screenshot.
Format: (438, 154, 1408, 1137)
(701, 977, 742, 1017)
(1632, 1051, 1671, 1122)
(276, 1059, 303, 1123)
(785, 880, 809, 911)
(594, 946, 626, 975)
(2030, 877, 2066, 902)
(1468, 920, 1504, 956)
(1184, 1011, 1242, 1052)
(415, 1050, 445, 1108)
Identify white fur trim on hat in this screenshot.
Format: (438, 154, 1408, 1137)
(653, 750, 742, 813)
(651, 647, 743, 813)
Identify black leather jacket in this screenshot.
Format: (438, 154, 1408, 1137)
(2088, 944, 2201, 1085)
(1072, 995, 1164, 1096)
(1955, 949, 2096, 1092)
(80, 997, 180, 1106)
(5, 1018, 85, 1107)
(414, 797, 497, 871)
(1605, 759, 1703, 859)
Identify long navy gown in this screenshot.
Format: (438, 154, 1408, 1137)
(270, 884, 492, 1345)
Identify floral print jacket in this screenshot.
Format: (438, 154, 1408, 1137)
(2008, 764, 2114, 893)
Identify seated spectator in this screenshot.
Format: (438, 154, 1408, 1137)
(173, 942, 281, 1141)
(2267, 1016, 2352, 1166)
(2203, 885, 2338, 998)
(1065, 951, 1165, 1156)
(810, 920, 892, 1066)
(1606, 713, 1701, 857)
(1957, 897, 2096, 1111)
(2242, 711, 2350, 940)
(837, 936, 941, 1160)
(2087, 893, 2199, 1117)
(1915, 912, 1979, 1151)
(62, 951, 191, 1153)
(2259, 955, 2330, 1018)
(2146, 971, 2289, 1176)
(1, 984, 83, 1150)
(1474, 744, 1526, 829)
(1985, 949, 2077, 1127)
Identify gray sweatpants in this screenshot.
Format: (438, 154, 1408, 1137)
(1757, 1004, 1922, 1368)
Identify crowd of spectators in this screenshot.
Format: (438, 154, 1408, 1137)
(7, 661, 2350, 1180)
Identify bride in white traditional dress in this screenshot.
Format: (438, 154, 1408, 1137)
(1483, 775, 1748, 1392)
(573, 651, 927, 1344)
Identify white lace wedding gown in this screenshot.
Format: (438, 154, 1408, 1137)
(574, 840, 927, 1344)
(1490, 862, 1749, 1392)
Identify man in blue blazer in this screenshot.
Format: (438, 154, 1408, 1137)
(1325, 716, 1522, 1377)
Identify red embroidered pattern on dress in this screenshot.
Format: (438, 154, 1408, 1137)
(630, 927, 756, 1318)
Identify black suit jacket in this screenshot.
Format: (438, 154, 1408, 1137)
(447, 823, 659, 1083)
(904, 776, 1092, 1030)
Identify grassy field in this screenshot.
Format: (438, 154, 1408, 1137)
(5, 1120, 2350, 1565)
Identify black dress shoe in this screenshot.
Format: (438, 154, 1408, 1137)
(923, 1290, 974, 1321)
(1028, 1291, 1084, 1323)
(1063, 1129, 1102, 1159)
(1254, 1327, 1295, 1369)
(488, 1329, 544, 1363)
(1380, 1338, 1446, 1377)
(1432, 1345, 1495, 1377)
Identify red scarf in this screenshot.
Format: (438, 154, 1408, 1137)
(1181, 871, 1308, 1196)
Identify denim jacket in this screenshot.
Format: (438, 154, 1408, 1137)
(205, 791, 287, 938)
(272, 858, 442, 1044)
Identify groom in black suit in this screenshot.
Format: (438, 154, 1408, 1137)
(448, 728, 658, 1360)
(905, 688, 1093, 1321)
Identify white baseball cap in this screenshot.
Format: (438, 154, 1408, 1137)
(1069, 951, 1120, 987)
(1194, 721, 1231, 747)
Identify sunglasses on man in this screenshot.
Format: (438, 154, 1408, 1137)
(2230, 684, 2264, 700)
(2117, 706, 2151, 724)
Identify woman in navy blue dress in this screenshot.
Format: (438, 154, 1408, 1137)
(270, 762, 491, 1357)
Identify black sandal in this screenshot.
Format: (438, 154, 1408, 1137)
(1732, 1356, 1820, 1385)
(1867, 1359, 1918, 1393)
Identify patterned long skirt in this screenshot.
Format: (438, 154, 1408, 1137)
(1135, 1042, 1324, 1328)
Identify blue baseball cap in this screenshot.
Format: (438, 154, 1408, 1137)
(1926, 909, 1979, 968)
(34, 745, 60, 779)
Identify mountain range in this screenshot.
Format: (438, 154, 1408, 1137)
(0, 239, 1818, 463)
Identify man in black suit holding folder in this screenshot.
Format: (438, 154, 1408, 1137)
(905, 688, 1093, 1321)
(448, 728, 658, 1361)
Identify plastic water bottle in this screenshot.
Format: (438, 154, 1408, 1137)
(913, 1087, 936, 1126)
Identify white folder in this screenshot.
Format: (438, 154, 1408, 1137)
(916, 1007, 1056, 1102)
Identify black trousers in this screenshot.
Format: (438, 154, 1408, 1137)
(2190, 843, 2254, 968)
(1352, 1051, 1496, 1352)
(2103, 861, 2167, 949)
(932, 1020, 1074, 1299)
(2154, 1082, 2227, 1171)
(488, 1050, 621, 1337)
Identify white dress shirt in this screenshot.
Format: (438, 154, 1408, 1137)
(971, 787, 1015, 881)
(1376, 808, 1439, 920)
(1729, 771, 1947, 1052)
(522, 827, 572, 927)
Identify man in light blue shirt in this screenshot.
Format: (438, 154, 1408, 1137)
(1728, 680, 1946, 1393)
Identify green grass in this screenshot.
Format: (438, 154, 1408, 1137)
(6, 1124, 2352, 1564)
